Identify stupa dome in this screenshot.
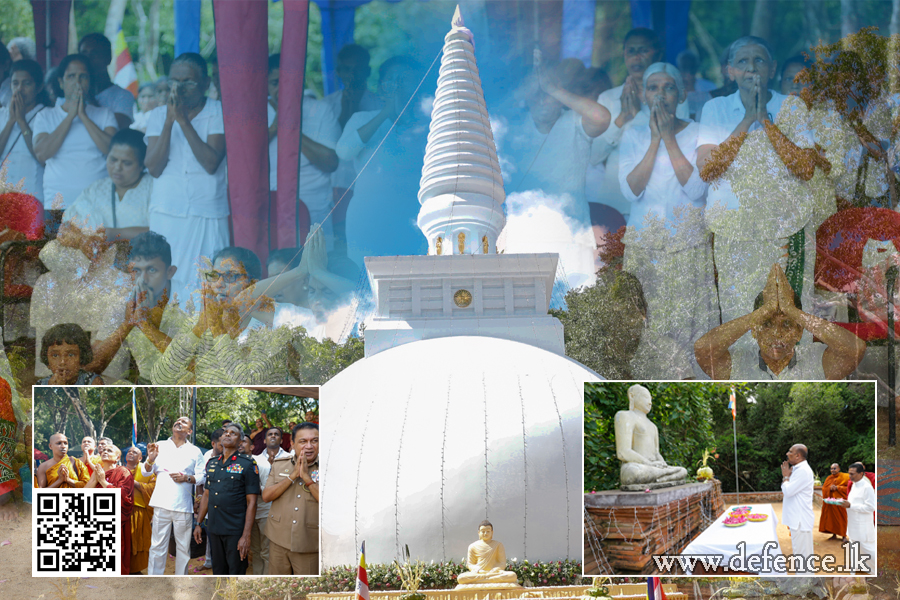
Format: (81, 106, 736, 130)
(320, 335, 600, 566)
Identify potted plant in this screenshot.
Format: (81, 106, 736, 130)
(395, 545, 427, 600)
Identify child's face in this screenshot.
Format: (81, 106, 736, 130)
(47, 342, 82, 383)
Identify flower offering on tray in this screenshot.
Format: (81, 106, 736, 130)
(747, 513, 768, 521)
(723, 515, 747, 527)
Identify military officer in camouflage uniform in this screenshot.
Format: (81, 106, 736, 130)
(262, 422, 319, 574)
(194, 423, 260, 574)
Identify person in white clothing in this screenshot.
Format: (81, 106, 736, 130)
(591, 28, 690, 222)
(696, 36, 820, 331)
(79, 33, 136, 129)
(618, 62, 714, 378)
(0, 59, 49, 203)
(324, 44, 383, 254)
(251, 427, 291, 574)
(145, 52, 228, 308)
(62, 128, 151, 237)
(842, 462, 876, 573)
(266, 53, 340, 247)
(143, 416, 207, 575)
(33, 54, 117, 213)
(336, 56, 430, 265)
(780, 443, 814, 573)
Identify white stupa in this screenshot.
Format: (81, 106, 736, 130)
(319, 6, 601, 568)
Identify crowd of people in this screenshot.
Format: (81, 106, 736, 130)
(34, 414, 319, 575)
(0, 23, 895, 387)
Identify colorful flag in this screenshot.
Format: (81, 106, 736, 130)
(113, 28, 138, 97)
(355, 541, 369, 600)
(728, 387, 736, 420)
(132, 388, 137, 446)
(647, 577, 668, 600)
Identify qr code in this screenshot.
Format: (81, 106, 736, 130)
(33, 489, 121, 576)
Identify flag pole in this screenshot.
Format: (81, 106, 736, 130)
(731, 387, 739, 503)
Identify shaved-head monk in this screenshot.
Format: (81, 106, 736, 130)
(819, 463, 849, 542)
(37, 433, 91, 488)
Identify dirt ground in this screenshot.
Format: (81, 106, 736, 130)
(762, 501, 850, 573)
(0, 501, 221, 600)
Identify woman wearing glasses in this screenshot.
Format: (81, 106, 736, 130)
(145, 52, 227, 309)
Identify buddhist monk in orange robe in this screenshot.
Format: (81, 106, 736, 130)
(819, 462, 849, 541)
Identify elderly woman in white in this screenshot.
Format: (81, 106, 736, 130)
(591, 28, 690, 223)
(696, 36, 810, 328)
(62, 127, 151, 241)
(618, 62, 716, 379)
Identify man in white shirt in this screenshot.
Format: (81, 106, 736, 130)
(143, 416, 207, 575)
(323, 44, 382, 252)
(780, 443, 814, 573)
(843, 462, 876, 573)
(266, 53, 341, 248)
(250, 427, 291, 574)
(79, 33, 136, 129)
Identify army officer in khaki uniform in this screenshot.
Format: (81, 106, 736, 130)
(262, 422, 319, 574)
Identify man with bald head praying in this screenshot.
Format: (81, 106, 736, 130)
(780, 443, 814, 572)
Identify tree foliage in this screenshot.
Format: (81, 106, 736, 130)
(584, 381, 874, 493)
(34, 386, 318, 455)
(707, 382, 874, 493)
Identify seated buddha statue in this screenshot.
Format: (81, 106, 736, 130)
(455, 520, 520, 587)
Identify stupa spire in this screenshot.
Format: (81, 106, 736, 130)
(417, 5, 506, 255)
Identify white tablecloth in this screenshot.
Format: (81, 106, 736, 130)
(680, 503, 783, 574)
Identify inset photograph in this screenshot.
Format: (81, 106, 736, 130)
(32, 385, 319, 576)
(584, 381, 876, 577)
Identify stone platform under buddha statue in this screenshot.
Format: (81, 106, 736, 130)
(584, 479, 725, 574)
(309, 583, 686, 600)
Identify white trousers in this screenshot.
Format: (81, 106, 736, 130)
(855, 538, 876, 573)
(148, 507, 193, 575)
(789, 529, 814, 572)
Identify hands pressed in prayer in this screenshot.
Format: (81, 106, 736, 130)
(652, 98, 676, 142)
(619, 75, 642, 124)
(781, 461, 792, 478)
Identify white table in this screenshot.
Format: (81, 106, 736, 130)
(680, 503, 783, 574)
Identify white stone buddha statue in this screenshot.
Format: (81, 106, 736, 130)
(614, 384, 687, 490)
(455, 520, 519, 587)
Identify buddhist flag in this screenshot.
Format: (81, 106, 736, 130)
(131, 388, 137, 446)
(647, 577, 668, 600)
(355, 541, 369, 600)
(728, 387, 736, 420)
(113, 27, 138, 97)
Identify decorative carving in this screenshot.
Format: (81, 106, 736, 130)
(482, 235, 489, 254)
(454, 289, 473, 308)
(458, 232, 466, 255)
(436, 236, 443, 255)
